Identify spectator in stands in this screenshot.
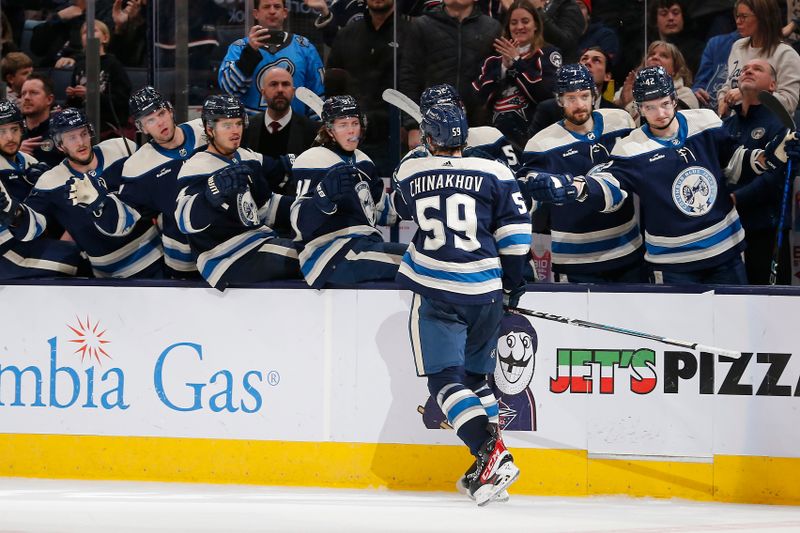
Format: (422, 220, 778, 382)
(529, 0, 583, 62)
(575, 0, 619, 66)
(648, 0, 704, 76)
(590, 0, 647, 85)
(1, 52, 33, 105)
(304, 0, 366, 47)
(692, 29, 741, 110)
(529, 45, 617, 135)
(19, 74, 63, 168)
(243, 67, 318, 194)
(724, 59, 791, 284)
(473, 0, 561, 147)
(783, 0, 800, 53)
(218, 0, 325, 117)
(718, 0, 800, 117)
(1, 13, 19, 57)
(326, 0, 408, 173)
(687, 0, 737, 41)
(31, 0, 114, 68)
(64, 20, 132, 140)
(110, 0, 147, 67)
(400, 0, 501, 147)
(615, 40, 698, 121)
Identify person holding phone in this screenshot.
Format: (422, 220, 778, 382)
(218, 0, 325, 118)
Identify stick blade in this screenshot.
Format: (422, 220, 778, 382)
(295, 87, 324, 117)
(381, 89, 422, 123)
(758, 91, 796, 130)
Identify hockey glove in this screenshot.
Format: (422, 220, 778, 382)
(67, 171, 109, 212)
(312, 164, 359, 215)
(521, 171, 578, 204)
(24, 162, 50, 185)
(502, 283, 526, 309)
(763, 130, 799, 171)
(205, 164, 252, 209)
(0, 180, 20, 225)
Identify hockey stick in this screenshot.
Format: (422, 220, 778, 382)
(382, 88, 422, 123)
(507, 306, 740, 357)
(757, 91, 797, 285)
(294, 87, 324, 118)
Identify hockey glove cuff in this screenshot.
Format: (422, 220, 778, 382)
(205, 164, 252, 209)
(764, 130, 797, 171)
(502, 283, 526, 309)
(67, 172, 109, 212)
(313, 164, 359, 215)
(521, 171, 578, 204)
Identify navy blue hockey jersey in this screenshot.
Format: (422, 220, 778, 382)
(393, 155, 532, 304)
(95, 119, 206, 275)
(175, 148, 292, 289)
(586, 109, 746, 271)
(10, 139, 164, 278)
(522, 109, 642, 274)
(290, 146, 395, 288)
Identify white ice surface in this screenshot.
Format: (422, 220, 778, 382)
(0, 478, 799, 532)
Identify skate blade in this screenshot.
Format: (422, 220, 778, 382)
(457, 476, 510, 502)
(475, 462, 520, 507)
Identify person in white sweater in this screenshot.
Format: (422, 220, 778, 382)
(718, 0, 800, 116)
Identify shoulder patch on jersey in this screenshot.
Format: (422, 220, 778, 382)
(466, 126, 504, 148)
(682, 109, 723, 138)
(610, 128, 663, 158)
(526, 123, 577, 153)
(354, 149, 373, 165)
(549, 50, 562, 69)
(122, 143, 171, 179)
(237, 148, 263, 165)
(596, 108, 636, 134)
(97, 138, 136, 166)
(34, 164, 72, 191)
(293, 146, 346, 170)
(295, 35, 309, 47)
(177, 151, 228, 180)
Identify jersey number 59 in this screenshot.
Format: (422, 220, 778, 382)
(416, 193, 479, 252)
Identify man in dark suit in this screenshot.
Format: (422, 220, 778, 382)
(243, 66, 318, 194)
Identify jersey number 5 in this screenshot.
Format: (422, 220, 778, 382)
(416, 193, 480, 252)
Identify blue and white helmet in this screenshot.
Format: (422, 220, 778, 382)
(321, 95, 364, 127)
(50, 108, 94, 145)
(633, 66, 675, 104)
(420, 83, 461, 115)
(129, 86, 172, 125)
(201, 94, 248, 129)
(556, 63, 596, 96)
(420, 102, 468, 150)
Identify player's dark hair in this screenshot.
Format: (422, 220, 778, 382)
(254, 0, 286, 10)
(22, 73, 55, 97)
(648, 0, 688, 30)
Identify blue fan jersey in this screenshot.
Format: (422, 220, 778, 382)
(522, 109, 642, 274)
(585, 109, 746, 271)
(393, 155, 532, 304)
(218, 34, 324, 116)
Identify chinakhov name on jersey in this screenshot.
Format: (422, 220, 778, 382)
(644, 208, 744, 264)
(551, 218, 643, 265)
(398, 243, 507, 296)
(297, 224, 381, 286)
(87, 225, 163, 278)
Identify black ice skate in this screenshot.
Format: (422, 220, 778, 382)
(457, 459, 509, 502)
(467, 428, 520, 506)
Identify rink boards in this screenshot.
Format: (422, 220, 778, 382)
(0, 282, 799, 504)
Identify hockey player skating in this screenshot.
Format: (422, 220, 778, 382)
(521, 63, 645, 283)
(174, 94, 300, 290)
(3, 107, 164, 278)
(393, 102, 531, 505)
(290, 95, 405, 288)
(71, 87, 207, 278)
(530, 66, 800, 284)
(0, 99, 88, 279)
